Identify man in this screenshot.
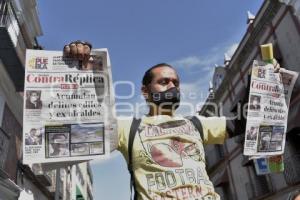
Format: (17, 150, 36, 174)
(25, 131, 35, 145)
(25, 128, 41, 145)
(26, 91, 43, 109)
(249, 95, 261, 111)
(246, 126, 258, 141)
(259, 132, 271, 151)
(63, 41, 278, 200)
(49, 134, 69, 157)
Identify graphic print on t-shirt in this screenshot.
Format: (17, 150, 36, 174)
(132, 118, 219, 199)
(118, 116, 226, 199)
(138, 119, 204, 168)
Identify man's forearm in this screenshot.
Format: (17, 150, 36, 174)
(226, 74, 250, 138)
(226, 115, 247, 138)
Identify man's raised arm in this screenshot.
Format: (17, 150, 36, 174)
(63, 41, 119, 152)
(225, 59, 281, 138)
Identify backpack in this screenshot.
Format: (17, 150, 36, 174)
(127, 116, 204, 200)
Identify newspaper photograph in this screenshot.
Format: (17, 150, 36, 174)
(23, 49, 116, 164)
(243, 60, 299, 156)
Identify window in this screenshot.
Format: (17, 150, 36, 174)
(1, 104, 22, 181)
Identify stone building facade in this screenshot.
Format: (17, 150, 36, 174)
(199, 0, 300, 199)
(0, 0, 94, 199)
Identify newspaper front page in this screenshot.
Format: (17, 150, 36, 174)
(243, 60, 298, 156)
(23, 49, 116, 164)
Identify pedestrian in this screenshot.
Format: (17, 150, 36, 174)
(63, 41, 279, 200)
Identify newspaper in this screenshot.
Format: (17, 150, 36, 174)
(243, 60, 298, 156)
(23, 49, 116, 164)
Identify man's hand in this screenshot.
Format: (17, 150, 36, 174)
(272, 59, 281, 73)
(63, 40, 92, 69)
(227, 58, 282, 137)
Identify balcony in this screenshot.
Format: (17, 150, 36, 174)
(0, 0, 27, 91)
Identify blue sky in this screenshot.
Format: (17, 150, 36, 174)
(37, 0, 263, 199)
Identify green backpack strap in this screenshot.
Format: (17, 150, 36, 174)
(185, 116, 204, 140)
(128, 117, 141, 200)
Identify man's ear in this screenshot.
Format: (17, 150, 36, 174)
(141, 85, 150, 101)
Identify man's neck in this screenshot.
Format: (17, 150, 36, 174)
(148, 107, 174, 116)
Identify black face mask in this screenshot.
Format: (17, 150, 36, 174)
(150, 87, 180, 109)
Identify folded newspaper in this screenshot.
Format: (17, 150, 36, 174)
(23, 49, 117, 164)
(243, 60, 298, 157)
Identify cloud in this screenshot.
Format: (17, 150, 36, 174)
(225, 43, 239, 58)
(171, 55, 220, 71)
(171, 56, 203, 68)
(180, 77, 212, 99)
(170, 42, 239, 73)
(176, 72, 214, 115)
(168, 42, 239, 115)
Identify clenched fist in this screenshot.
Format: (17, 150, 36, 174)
(63, 40, 92, 69)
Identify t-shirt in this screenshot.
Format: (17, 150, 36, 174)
(118, 115, 227, 200)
